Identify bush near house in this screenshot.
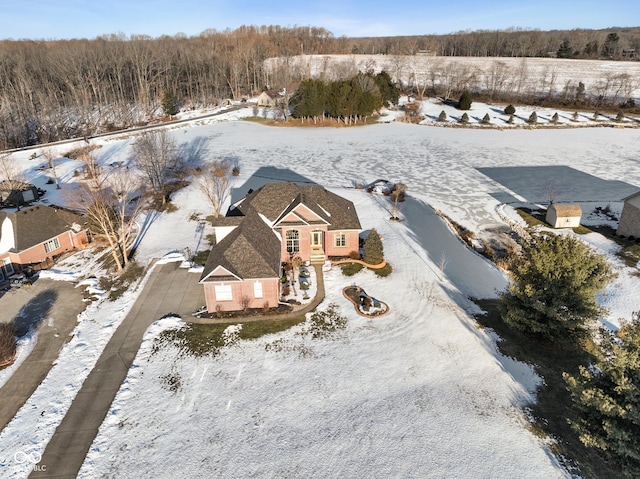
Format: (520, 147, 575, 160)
(0, 322, 17, 366)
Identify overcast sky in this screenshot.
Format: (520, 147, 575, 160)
(0, 0, 636, 40)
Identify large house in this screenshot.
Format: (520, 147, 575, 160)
(199, 182, 361, 312)
(617, 190, 640, 238)
(0, 205, 90, 281)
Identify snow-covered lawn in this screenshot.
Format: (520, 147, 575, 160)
(1, 106, 639, 478)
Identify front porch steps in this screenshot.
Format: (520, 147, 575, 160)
(310, 249, 325, 264)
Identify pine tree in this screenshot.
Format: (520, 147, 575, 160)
(564, 313, 640, 478)
(437, 110, 447, 121)
(507, 114, 514, 124)
(504, 104, 516, 115)
(551, 112, 559, 123)
(482, 113, 491, 124)
(458, 91, 472, 110)
(528, 111, 537, 124)
(162, 91, 178, 116)
(363, 228, 384, 265)
(557, 39, 574, 58)
(616, 111, 625, 122)
(460, 113, 469, 123)
(498, 234, 615, 341)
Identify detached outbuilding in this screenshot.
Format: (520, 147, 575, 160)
(546, 204, 582, 228)
(617, 191, 640, 238)
(0, 181, 39, 208)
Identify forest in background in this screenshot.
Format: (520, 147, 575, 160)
(1, 25, 640, 149)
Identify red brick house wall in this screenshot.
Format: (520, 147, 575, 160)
(203, 277, 280, 312)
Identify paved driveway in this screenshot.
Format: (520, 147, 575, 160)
(0, 279, 85, 432)
(31, 261, 204, 478)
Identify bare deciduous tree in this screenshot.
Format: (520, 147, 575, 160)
(73, 168, 145, 271)
(542, 179, 563, 205)
(0, 152, 25, 189)
(197, 160, 233, 218)
(131, 129, 179, 206)
(41, 147, 61, 189)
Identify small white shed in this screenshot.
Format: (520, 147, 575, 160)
(546, 204, 582, 228)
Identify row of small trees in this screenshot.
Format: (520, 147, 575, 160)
(290, 71, 399, 123)
(497, 233, 639, 476)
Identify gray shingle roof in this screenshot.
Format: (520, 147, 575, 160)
(0, 205, 87, 252)
(239, 182, 361, 230)
(200, 182, 361, 282)
(200, 210, 281, 281)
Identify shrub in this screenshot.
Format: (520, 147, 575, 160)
(551, 112, 559, 123)
(616, 111, 624, 121)
(374, 263, 393, 277)
(0, 322, 17, 365)
(572, 111, 579, 121)
(232, 164, 240, 176)
(527, 111, 537, 124)
(348, 250, 361, 260)
(460, 113, 469, 123)
(481, 113, 490, 124)
(458, 91, 472, 110)
(507, 114, 514, 124)
(437, 110, 447, 121)
(300, 281, 310, 290)
(504, 104, 516, 115)
(341, 262, 363, 276)
(363, 228, 384, 265)
(304, 303, 347, 339)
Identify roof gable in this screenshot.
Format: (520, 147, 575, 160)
(549, 204, 582, 217)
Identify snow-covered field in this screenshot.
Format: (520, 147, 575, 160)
(1, 103, 640, 478)
(271, 54, 640, 98)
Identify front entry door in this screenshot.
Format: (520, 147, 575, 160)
(311, 231, 323, 248)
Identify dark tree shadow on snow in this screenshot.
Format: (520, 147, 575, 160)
(13, 290, 57, 337)
(229, 167, 319, 207)
(177, 136, 211, 169)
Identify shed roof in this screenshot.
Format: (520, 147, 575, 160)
(548, 204, 582, 217)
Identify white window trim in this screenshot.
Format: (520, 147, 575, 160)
(334, 233, 347, 247)
(2, 257, 14, 276)
(254, 281, 263, 299)
(44, 237, 60, 254)
(214, 284, 233, 301)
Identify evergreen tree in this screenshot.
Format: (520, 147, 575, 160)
(499, 234, 615, 341)
(363, 228, 384, 265)
(507, 114, 514, 124)
(504, 104, 516, 115)
(557, 39, 574, 58)
(528, 111, 537, 124)
(482, 113, 490, 124)
(162, 90, 178, 116)
(551, 112, 559, 123)
(616, 111, 625, 122)
(564, 313, 640, 478)
(374, 71, 400, 107)
(437, 110, 447, 121)
(458, 91, 472, 110)
(460, 113, 469, 123)
(602, 32, 620, 58)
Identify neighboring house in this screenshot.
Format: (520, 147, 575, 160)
(546, 204, 582, 228)
(199, 182, 361, 312)
(256, 90, 279, 107)
(0, 205, 90, 280)
(0, 181, 40, 208)
(617, 190, 640, 238)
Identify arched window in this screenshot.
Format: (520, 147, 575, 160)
(286, 230, 300, 253)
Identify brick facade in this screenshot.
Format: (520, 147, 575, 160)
(617, 197, 640, 238)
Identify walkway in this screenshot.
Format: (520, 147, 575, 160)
(0, 280, 85, 432)
(31, 262, 204, 478)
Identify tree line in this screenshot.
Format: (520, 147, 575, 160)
(290, 71, 399, 123)
(1, 25, 639, 149)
